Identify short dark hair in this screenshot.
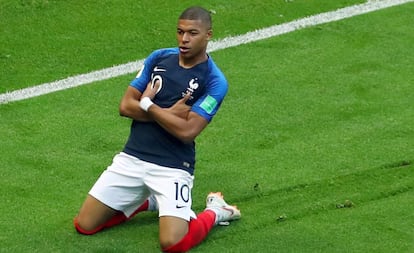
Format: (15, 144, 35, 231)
(179, 6, 212, 29)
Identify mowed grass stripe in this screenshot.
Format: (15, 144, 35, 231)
(1, 0, 413, 104)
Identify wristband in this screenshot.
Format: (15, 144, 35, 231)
(140, 97, 154, 112)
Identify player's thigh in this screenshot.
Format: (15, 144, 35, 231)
(76, 194, 118, 230)
(159, 216, 189, 248)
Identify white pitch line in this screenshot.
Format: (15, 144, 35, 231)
(1, 0, 412, 105)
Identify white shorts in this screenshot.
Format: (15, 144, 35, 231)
(89, 152, 196, 221)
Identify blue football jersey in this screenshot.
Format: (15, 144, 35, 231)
(123, 48, 228, 174)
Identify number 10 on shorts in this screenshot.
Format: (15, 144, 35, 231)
(174, 182, 190, 206)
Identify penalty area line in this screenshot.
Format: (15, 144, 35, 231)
(0, 0, 412, 105)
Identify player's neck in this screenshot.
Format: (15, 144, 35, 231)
(179, 53, 208, 69)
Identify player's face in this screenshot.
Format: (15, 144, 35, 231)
(177, 19, 212, 64)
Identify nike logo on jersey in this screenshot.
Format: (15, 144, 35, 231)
(154, 66, 166, 72)
(176, 205, 186, 209)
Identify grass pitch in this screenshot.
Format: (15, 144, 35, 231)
(1, 0, 413, 252)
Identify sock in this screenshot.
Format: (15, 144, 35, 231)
(147, 194, 158, 211)
(74, 199, 150, 235)
(162, 210, 216, 253)
(128, 199, 150, 219)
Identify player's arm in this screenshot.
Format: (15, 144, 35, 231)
(140, 83, 208, 143)
(120, 49, 162, 121)
(119, 85, 152, 122)
(150, 101, 208, 144)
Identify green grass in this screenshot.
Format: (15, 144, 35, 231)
(0, 0, 364, 93)
(1, 0, 414, 252)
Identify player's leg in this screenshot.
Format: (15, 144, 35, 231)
(160, 211, 216, 252)
(144, 164, 217, 252)
(74, 152, 155, 235)
(161, 192, 241, 252)
(74, 194, 118, 234)
(74, 193, 154, 235)
(159, 216, 189, 249)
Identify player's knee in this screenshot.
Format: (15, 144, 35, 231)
(73, 216, 99, 235)
(159, 233, 183, 251)
(160, 238, 176, 250)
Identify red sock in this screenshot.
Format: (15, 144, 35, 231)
(162, 210, 216, 253)
(74, 200, 149, 235)
(128, 199, 150, 220)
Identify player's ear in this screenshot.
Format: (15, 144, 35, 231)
(206, 29, 212, 40)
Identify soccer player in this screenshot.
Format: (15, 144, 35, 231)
(73, 6, 241, 252)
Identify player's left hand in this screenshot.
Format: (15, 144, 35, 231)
(167, 92, 191, 119)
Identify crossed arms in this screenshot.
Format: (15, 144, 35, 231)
(119, 83, 208, 144)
